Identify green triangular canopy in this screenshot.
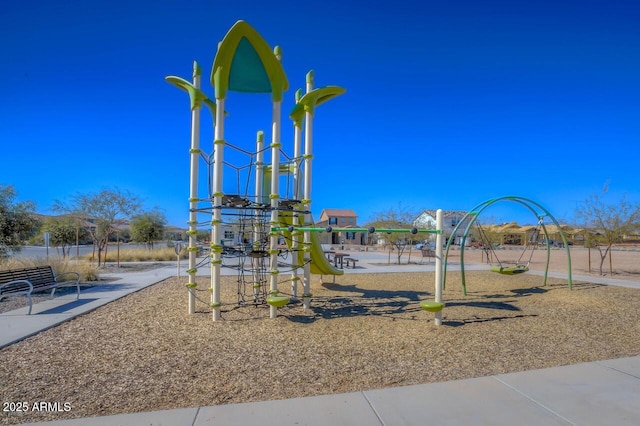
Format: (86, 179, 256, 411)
(211, 20, 288, 102)
(229, 37, 272, 93)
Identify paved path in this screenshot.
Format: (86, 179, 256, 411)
(14, 356, 640, 425)
(2, 258, 639, 425)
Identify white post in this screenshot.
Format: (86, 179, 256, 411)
(176, 242, 183, 279)
(301, 71, 314, 309)
(255, 131, 265, 205)
(292, 90, 303, 202)
(435, 209, 444, 325)
(253, 131, 265, 303)
(290, 101, 302, 300)
(269, 102, 282, 318)
(211, 96, 226, 321)
(187, 61, 201, 315)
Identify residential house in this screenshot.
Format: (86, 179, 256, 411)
(479, 222, 583, 247)
(414, 210, 588, 247)
(413, 210, 471, 245)
(486, 222, 527, 245)
(315, 209, 365, 246)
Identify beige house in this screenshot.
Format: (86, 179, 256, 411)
(480, 222, 584, 247)
(315, 209, 365, 246)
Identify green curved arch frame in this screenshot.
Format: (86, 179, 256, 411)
(165, 75, 217, 121)
(443, 196, 572, 295)
(290, 85, 347, 123)
(211, 20, 289, 101)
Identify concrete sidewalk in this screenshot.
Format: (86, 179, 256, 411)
(2, 259, 639, 425)
(15, 356, 640, 425)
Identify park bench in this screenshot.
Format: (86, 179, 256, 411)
(420, 248, 435, 263)
(344, 257, 358, 268)
(0, 266, 80, 315)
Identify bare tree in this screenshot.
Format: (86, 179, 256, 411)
(55, 188, 141, 266)
(574, 191, 640, 275)
(366, 204, 418, 264)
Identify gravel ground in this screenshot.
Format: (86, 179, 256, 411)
(2, 267, 640, 425)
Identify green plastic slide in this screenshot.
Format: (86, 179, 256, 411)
(279, 213, 344, 276)
(306, 231, 345, 276)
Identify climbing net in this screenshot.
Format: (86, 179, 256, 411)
(190, 138, 310, 308)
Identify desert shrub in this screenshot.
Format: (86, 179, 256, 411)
(82, 246, 187, 263)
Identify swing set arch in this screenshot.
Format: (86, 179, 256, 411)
(443, 196, 573, 295)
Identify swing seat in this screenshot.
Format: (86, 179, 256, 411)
(491, 265, 529, 275)
(266, 295, 290, 308)
(420, 301, 444, 313)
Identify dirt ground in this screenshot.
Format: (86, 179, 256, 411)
(1, 246, 639, 424)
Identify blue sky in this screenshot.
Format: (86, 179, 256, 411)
(1, 0, 638, 227)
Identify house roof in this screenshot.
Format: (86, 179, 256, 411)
(418, 209, 468, 219)
(491, 222, 523, 233)
(481, 223, 585, 236)
(321, 209, 358, 217)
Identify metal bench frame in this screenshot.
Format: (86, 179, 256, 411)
(0, 266, 80, 314)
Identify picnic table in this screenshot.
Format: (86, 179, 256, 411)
(333, 253, 348, 269)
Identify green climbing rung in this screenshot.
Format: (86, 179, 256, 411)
(420, 301, 444, 313)
(266, 296, 290, 308)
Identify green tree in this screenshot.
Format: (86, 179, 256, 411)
(366, 204, 418, 264)
(164, 227, 186, 243)
(0, 185, 40, 258)
(130, 210, 167, 249)
(574, 191, 640, 275)
(196, 229, 210, 242)
(54, 188, 141, 266)
(42, 216, 89, 258)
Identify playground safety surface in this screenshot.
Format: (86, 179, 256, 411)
(1, 252, 639, 425)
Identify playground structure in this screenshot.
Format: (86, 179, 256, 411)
(167, 21, 445, 323)
(443, 196, 573, 295)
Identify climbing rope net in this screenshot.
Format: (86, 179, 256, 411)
(189, 138, 310, 309)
